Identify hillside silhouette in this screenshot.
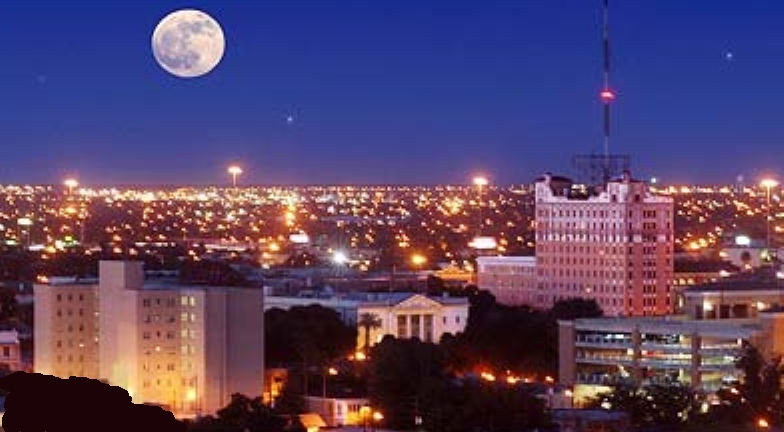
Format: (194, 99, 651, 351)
(0, 371, 185, 432)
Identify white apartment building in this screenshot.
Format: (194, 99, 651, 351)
(34, 260, 264, 418)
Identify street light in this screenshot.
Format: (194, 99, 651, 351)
(322, 367, 338, 398)
(360, 406, 372, 432)
(411, 253, 427, 268)
(760, 178, 779, 259)
(372, 411, 384, 432)
(64, 178, 78, 196)
(470, 175, 496, 254)
(227, 165, 243, 188)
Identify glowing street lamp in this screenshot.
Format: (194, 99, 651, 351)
(411, 253, 427, 268)
(372, 411, 384, 431)
(322, 367, 338, 398)
(471, 175, 496, 253)
(333, 251, 349, 265)
(227, 165, 243, 188)
(64, 178, 79, 196)
(760, 178, 779, 256)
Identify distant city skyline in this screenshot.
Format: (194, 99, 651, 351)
(5, 1, 784, 185)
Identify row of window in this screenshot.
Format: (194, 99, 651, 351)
(141, 312, 197, 323)
(55, 293, 87, 302)
(538, 209, 672, 219)
(141, 296, 196, 308)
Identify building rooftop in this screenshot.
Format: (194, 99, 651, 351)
(674, 259, 739, 273)
(685, 267, 783, 293)
(565, 314, 764, 338)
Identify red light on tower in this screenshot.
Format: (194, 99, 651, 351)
(600, 89, 616, 102)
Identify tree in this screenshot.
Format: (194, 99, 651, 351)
(587, 383, 695, 429)
(368, 338, 447, 430)
(265, 305, 357, 398)
(265, 305, 356, 368)
(549, 298, 603, 321)
(0, 287, 18, 324)
(358, 312, 381, 352)
(214, 393, 286, 432)
(713, 342, 784, 426)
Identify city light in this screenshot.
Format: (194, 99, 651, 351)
(227, 165, 243, 187)
(64, 178, 79, 195)
(760, 177, 779, 252)
(411, 253, 427, 267)
(333, 251, 349, 265)
(760, 178, 779, 190)
(472, 176, 488, 187)
(469, 236, 497, 250)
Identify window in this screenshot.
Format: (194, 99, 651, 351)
(142, 299, 151, 307)
(423, 315, 434, 343)
(397, 316, 407, 339)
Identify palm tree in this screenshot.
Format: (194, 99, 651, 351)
(358, 313, 382, 353)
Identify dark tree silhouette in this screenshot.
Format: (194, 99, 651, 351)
(0, 372, 184, 432)
(358, 312, 381, 353)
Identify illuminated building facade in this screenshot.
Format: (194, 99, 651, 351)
(356, 293, 468, 350)
(0, 330, 23, 372)
(559, 272, 784, 402)
(34, 260, 264, 418)
(535, 171, 675, 316)
(476, 256, 537, 306)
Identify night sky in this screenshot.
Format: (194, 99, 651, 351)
(4, 1, 784, 186)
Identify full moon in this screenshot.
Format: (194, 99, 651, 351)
(151, 9, 225, 78)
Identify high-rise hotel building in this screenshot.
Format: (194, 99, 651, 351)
(534, 171, 674, 316)
(34, 260, 264, 418)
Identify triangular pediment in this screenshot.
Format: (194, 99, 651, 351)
(394, 294, 442, 310)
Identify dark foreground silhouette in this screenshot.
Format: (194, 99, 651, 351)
(0, 371, 185, 432)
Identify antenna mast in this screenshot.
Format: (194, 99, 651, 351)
(600, 0, 615, 177)
(572, 0, 629, 188)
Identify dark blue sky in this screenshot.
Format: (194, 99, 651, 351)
(3, 1, 784, 186)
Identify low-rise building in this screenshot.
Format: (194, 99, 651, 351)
(558, 269, 784, 403)
(304, 396, 370, 428)
(0, 330, 21, 371)
(476, 256, 537, 306)
(357, 293, 469, 350)
(264, 290, 470, 351)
